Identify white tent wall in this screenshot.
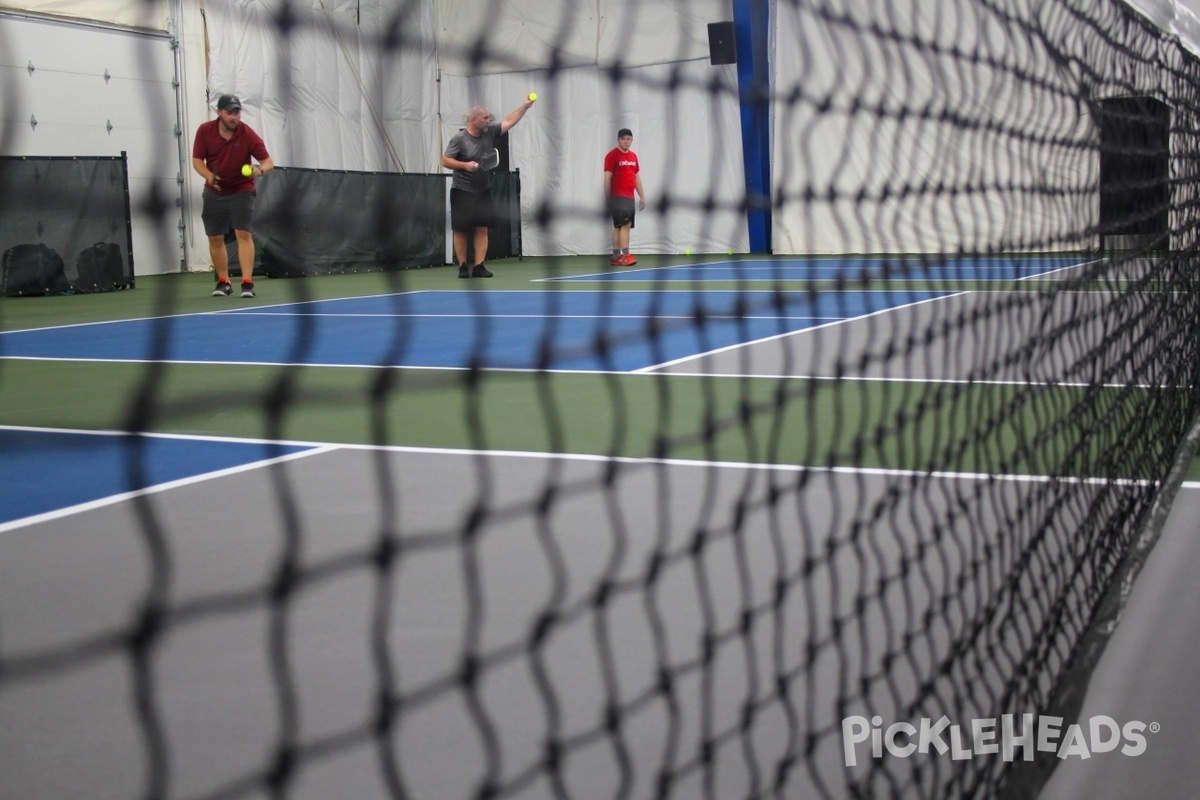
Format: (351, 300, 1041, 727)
(431, 0, 748, 260)
(770, 0, 1200, 256)
(195, 0, 747, 264)
(203, 0, 439, 175)
(432, 0, 728, 75)
(439, 61, 747, 257)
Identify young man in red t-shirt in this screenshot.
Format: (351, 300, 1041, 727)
(192, 94, 274, 297)
(603, 128, 646, 267)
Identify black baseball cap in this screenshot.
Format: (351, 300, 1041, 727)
(217, 94, 243, 112)
(618, 128, 633, 138)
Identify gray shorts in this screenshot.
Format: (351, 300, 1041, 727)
(201, 189, 257, 236)
(609, 196, 636, 229)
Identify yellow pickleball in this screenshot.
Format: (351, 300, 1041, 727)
(241, 164, 253, 177)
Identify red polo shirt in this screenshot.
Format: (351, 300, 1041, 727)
(192, 119, 270, 196)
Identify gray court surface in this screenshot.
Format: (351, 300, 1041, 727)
(1, 443, 1192, 799)
(1039, 484, 1200, 800)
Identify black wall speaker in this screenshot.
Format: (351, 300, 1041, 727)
(708, 21, 736, 65)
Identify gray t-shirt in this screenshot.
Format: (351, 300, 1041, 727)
(444, 122, 500, 192)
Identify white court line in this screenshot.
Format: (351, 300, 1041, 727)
(535, 258, 1102, 282)
(1, 356, 1173, 390)
(635, 262, 1132, 374)
(533, 263, 707, 282)
(636, 291, 968, 373)
(0, 309, 253, 336)
(593, 264, 1098, 273)
(0, 423, 1159, 523)
(1016, 259, 1103, 280)
(0, 355, 487, 371)
(224, 311, 840, 321)
(635, 371, 1169, 390)
(0, 289, 432, 336)
(0, 427, 335, 534)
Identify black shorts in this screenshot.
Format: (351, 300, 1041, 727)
(609, 196, 636, 229)
(450, 188, 496, 232)
(201, 189, 257, 236)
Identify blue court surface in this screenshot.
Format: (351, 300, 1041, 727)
(0, 288, 958, 372)
(0, 428, 315, 527)
(546, 256, 1095, 283)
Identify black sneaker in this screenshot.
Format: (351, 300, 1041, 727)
(472, 264, 494, 278)
(458, 265, 470, 279)
(241, 282, 256, 298)
(212, 280, 233, 297)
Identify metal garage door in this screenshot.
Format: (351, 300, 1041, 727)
(0, 11, 185, 275)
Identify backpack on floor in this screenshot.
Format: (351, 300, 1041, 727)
(73, 242, 130, 293)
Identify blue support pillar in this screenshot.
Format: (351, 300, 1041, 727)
(732, 0, 771, 253)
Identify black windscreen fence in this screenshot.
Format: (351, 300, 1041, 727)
(486, 169, 522, 262)
(0, 154, 134, 295)
(253, 167, 521, 277)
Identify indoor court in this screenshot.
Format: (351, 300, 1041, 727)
(3, 1, 1200, 799)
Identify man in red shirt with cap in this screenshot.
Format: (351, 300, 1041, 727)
(192, 94, 274, 297)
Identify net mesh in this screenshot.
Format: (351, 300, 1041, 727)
(2, 0, 1200, 799)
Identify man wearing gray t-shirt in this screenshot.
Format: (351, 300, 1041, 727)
(442, 99, 535, 278)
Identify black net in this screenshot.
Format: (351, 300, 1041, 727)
(2, 1, 1200, 799)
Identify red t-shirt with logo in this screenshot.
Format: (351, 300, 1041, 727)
(604, 148, 640, 198)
